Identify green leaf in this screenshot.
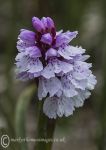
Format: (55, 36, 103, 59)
(15, 84, 36, 150)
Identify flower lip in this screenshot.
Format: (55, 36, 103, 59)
(25, 46, 42, 58)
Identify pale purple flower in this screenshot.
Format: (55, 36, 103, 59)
(15, 17, 97, 119)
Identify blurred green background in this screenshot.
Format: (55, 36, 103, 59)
(0, 0, 106, 150)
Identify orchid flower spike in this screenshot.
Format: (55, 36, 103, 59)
(15, 17, 97, 119)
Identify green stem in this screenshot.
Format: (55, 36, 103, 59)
(36, 101, 56, 150)
(46, 118, 56, 150)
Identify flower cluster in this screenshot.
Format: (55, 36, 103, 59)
(15, 17, 97, 119)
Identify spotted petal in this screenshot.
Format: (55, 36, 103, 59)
(41, 59, 73, 79)
(38, 78, 48, 100)
(87, 74, 97, 90)
(58, 46, 85, 60)
(72, 90, 91, 107)
(55, 31, 78, 47)
(61, 76, 78, 97)
(43, 96, 75, 119)
(45, 77, 62, 97)
(25, 46, 42, 58)
(28, 58, 43, 73)
(38, 77, 62, 100)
